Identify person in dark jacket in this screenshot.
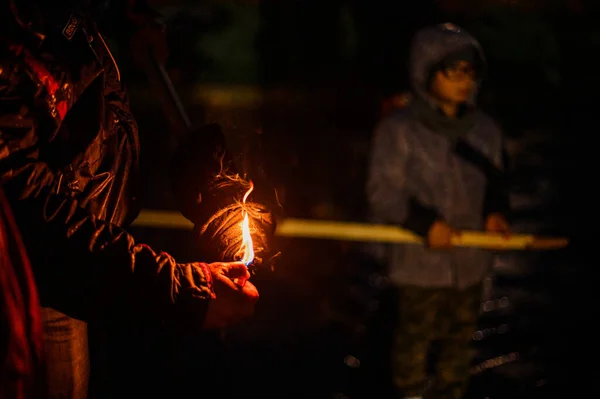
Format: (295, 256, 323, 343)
(367, 23, 510, 399)
(0, 1, 272, 398)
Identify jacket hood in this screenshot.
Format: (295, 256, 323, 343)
(409, 23, 486, 105)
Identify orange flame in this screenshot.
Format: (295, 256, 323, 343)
(239, 181, 254, 266)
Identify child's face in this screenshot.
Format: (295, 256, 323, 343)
(430, 60, 477, 105)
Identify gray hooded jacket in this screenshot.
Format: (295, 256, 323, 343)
(367, 23, 509, 289)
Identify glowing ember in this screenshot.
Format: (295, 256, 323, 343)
(239, 181, 254, 266)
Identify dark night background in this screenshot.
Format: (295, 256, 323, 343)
(112, 1, 598, 398)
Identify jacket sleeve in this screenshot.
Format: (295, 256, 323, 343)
(0, 51, 213, 328)
(366, 118, 441, 237)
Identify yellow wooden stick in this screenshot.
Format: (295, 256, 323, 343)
(132, 210, 568, 251)
(275, 219, 568, 250)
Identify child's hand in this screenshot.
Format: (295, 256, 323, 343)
(485, 213, 511, 238)
(427, 220, 460, 249)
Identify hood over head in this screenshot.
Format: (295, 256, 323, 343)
(409, 23, 486, 106)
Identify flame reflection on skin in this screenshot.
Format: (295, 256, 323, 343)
(239, 181, 254, 266)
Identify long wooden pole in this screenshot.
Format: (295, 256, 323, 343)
(132, 210, 568, 251)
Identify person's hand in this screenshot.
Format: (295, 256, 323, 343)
(427, 220, 460, 249)
(485, 212, 511, 238)
(203, 262, 259, 330)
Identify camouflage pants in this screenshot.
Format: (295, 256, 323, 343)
(392, 284, 481, 399)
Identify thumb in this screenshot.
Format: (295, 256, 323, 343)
(225, 262, 251, 280)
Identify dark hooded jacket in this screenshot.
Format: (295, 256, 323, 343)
(367, 23, 509, 288)
(0, 1, 214, 330)
(2, 3, 279, 397)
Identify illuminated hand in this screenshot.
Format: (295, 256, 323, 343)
(427, 220, 460, 249)
(202, 262, 259, 330)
